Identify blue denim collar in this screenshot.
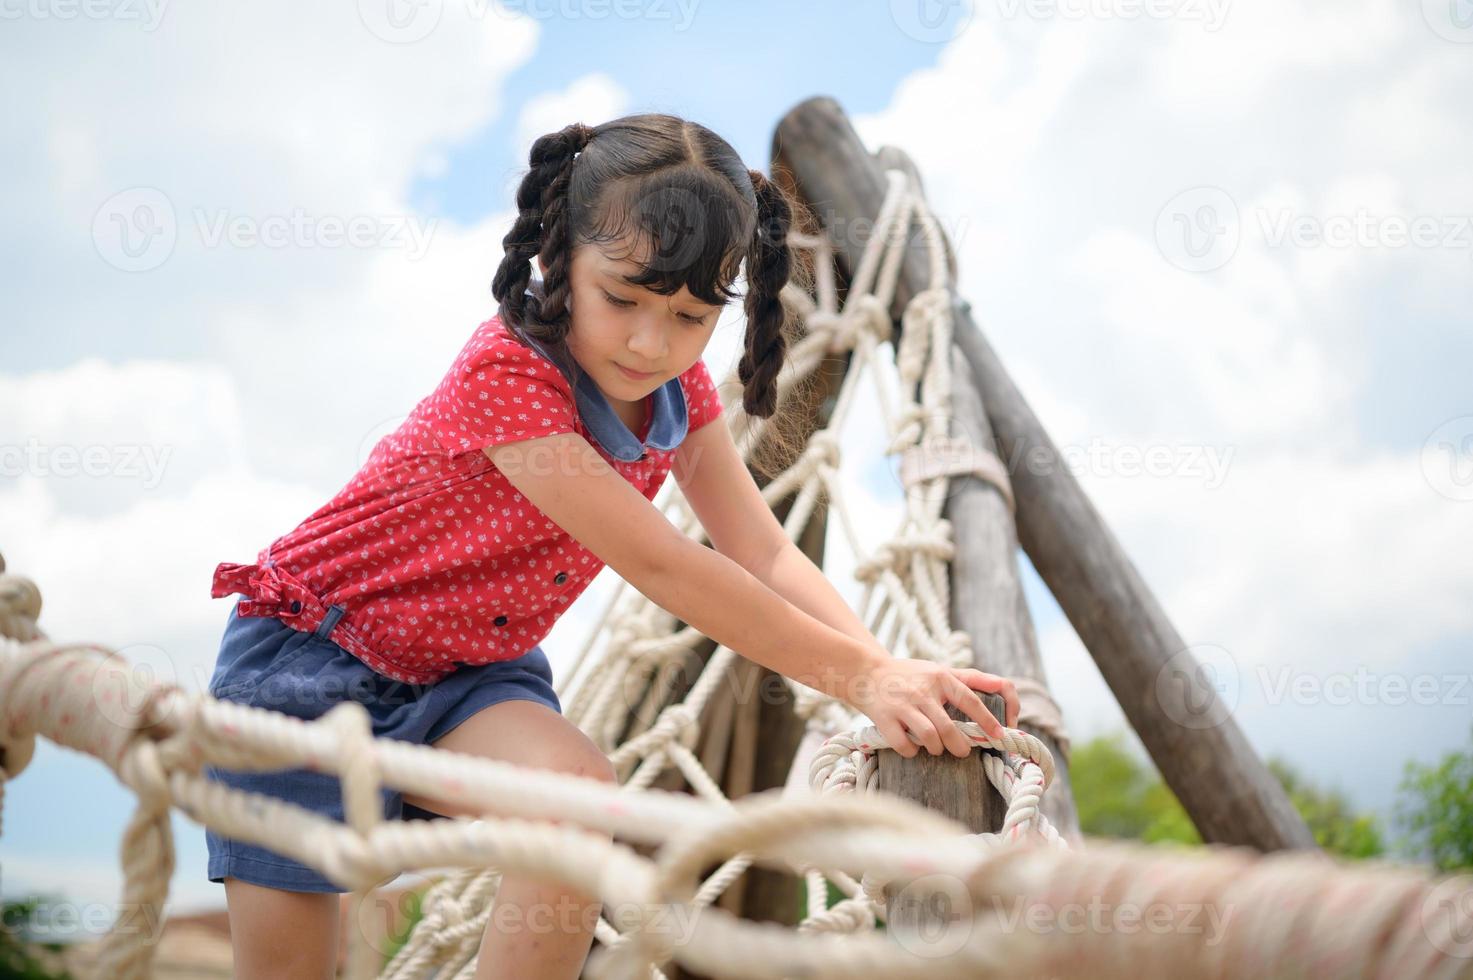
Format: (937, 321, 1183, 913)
(518, 325, 689, 462)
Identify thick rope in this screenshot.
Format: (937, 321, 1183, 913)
(3, 624, 1473, 976)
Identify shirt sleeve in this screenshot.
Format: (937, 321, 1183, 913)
(681, 357, 726, 435)
(424, 319, 578, 455)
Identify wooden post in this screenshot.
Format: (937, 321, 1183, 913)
(875, 697, 1008, 834)
(873, 144, 1081, 840)
(877, 695, 1006, 946)
(772, 95, 1314, 852)
(941, 340, 1082, 839)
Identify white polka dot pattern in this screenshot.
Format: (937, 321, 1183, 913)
(210, 314, 725, 686)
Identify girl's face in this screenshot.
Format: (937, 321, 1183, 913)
(542, 244, 724, 410)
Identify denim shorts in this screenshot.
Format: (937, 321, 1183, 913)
(204, 598, 561, 893)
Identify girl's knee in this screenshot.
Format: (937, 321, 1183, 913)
(552, 743, 616, 784)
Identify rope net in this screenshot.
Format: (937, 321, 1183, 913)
(2, 172, 1471, 979)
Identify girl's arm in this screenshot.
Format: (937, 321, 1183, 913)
(486, 426, 1016, 758)
(671, 418, 1019, 753)
(665, 420, 878, 649)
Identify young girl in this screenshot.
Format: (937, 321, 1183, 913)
(204, 112, 1020, 980)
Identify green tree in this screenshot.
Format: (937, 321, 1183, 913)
(1265, 757, 1383, 859)
(1071, 731, 1385, 860)
(1, 897, 74, 980)
(1394, 724, 1473, 873)
(1071, 731, 1199, 846)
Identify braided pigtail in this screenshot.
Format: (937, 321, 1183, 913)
(491, 121, 595, 347)
(736, 169, 795, 419)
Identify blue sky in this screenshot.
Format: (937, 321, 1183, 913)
(3, 0, 1472, 931)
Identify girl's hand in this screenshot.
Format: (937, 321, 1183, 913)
(847, 656, 1019, 759)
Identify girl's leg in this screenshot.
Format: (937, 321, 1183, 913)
(221, 878, 340, 979)
(401, 700, 618, 980)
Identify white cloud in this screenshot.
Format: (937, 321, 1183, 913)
(1152, 0, 1405, 113)
(512, 73, 632, 164)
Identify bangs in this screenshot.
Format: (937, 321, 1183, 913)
(573, 166, 752, 308)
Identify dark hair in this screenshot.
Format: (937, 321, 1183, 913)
(491, 113, 809, 421)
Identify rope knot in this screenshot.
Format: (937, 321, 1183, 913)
(803, 430, 842, 470)
(659, 703, 701, 750)
(828, 294, 891, 353)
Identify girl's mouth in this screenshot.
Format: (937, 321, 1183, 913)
(616, 363, 656, 381)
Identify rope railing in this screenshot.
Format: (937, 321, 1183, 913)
(2, 637, 1470, 978)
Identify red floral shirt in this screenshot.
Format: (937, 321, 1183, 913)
(211, 313, 725, 685)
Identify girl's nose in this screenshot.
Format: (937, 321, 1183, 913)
(628, 321, 667, 362)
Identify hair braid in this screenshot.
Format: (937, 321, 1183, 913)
(491, 121, 595, 345)
(737, 168, 794, 418)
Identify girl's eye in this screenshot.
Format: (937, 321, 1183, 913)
(603, 290, 708, 325)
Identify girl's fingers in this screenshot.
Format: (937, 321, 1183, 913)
(956, 668, 1019, 728)
(918, 699, 973, 757)
(878, 717, 916, 759)
(948, 677, 1006, 742)
(904, 711, 943, 757)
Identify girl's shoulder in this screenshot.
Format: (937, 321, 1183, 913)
(416, 314, 581, 457)
(452, 314, 574, 392)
